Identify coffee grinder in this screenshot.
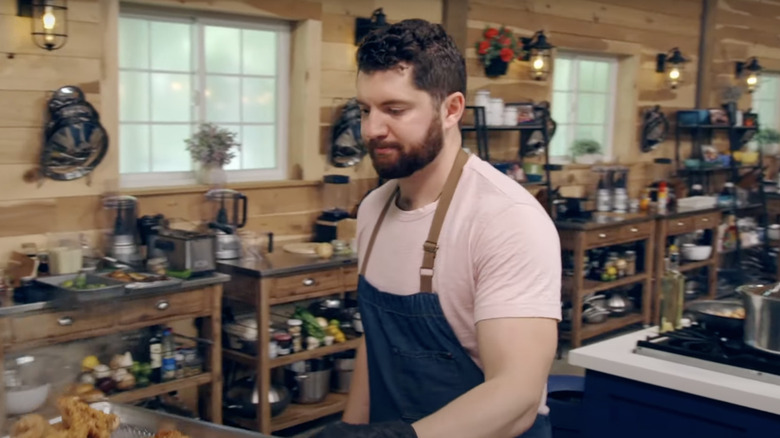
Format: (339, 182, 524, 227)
(205, 188, 247, 260)
(315, 175, 352, 242)
(103, 195, 141, 266)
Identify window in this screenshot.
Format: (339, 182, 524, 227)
(118, 9, 290, 187)
(550, 53, 618, 161)
(752, 72, 780, 130)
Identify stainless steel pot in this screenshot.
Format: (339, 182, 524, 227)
(736, 284, 780, 355)
(223, 376, 290, 418)
(285, 360, 333, 404)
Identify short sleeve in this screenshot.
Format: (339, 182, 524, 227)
(472, 204, 562, 323)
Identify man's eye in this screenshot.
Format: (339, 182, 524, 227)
(360, 108, 370, 116)
(388, 108, 405, 115)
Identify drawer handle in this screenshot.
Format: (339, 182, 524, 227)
(302, 278, 316, 287)
(156, 300, 170, 311)
(58, 316, 73, 327)
(598, 233, 607, 239)
(702, 218, 709, 223)
(677, 222, 684, 226)
(630, 227, 639, 233)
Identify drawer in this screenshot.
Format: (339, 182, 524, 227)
(620, 221, 653, 240)
(342, 265, 359, 291)
(666, 217, 695, 235)
(11, 307, 115, 344)
(584, 228, 622, 247)
(270, 268, 343, 301)
(119, 289, 210, 326)
(694, 212, 720, 230)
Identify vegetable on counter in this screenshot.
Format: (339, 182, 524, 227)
(294, 307, 326, 340)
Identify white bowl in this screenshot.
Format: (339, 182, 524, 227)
(681, 245, 712, 261)
(6, 383, 50, 415)
(768, 225, 780, 241)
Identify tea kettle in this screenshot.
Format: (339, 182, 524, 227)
(205, 188, 247, 260)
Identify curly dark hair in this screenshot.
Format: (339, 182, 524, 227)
(356, 19, 466, 106)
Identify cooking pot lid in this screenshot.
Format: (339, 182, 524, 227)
(737, 283, 780, 299)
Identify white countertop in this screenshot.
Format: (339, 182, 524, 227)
(568, 327, 780, 416)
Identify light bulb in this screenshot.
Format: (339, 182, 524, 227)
(747, 74, 758, 86)
(42, 6, 56, 30)
(669, 68, 681, 80)
(532, 55, 545, 70)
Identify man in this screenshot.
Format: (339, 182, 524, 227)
(315, 19, 561, 438)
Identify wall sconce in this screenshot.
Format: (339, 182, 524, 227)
(656, 48, 688, 90)
(735, 57, 762, 93)
(17, 0, 68, 51)
(354, 8, 387, 45)
(521, 30, 554, 81)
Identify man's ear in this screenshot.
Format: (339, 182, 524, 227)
(441, 92, 465, 129)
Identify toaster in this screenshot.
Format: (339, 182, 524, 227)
(155, 229, 216, 274)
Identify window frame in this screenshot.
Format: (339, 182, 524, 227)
(118, 7, 290, 188)
(752, 71, 780, 131)
(550, 51, 618, 162)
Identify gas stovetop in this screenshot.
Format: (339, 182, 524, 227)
(634, 326, 780, 385)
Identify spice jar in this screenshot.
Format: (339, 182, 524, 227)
(624, 251, 637, 276)
(273, 332, 292, 356)
(287, 319, 303, 353)
(616, 254, 628, 278)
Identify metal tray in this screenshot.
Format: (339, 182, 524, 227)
(35, 273, 126, 302)
(97, 271, 183, 291)
(2, 402, 278, 438)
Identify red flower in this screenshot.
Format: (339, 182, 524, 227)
(478, 40, 490, 55)
(484, 28, 499, 39)
(500, 47, 514, 63)
(499, 37, 510, 46)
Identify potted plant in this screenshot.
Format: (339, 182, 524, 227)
(571, 139, 603, 164)
(475, 26, 524, 77)
(185, 123, 240, 185)
(755, 128, 780, 156)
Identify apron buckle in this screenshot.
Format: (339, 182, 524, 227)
(423, 241, 438, 253)
(420, 267, 434, 276)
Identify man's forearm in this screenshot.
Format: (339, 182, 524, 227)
(342, 337, 370, 424)
(411, 375, 540, 438)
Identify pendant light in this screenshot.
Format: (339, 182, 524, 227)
(735, 57, 762, 93)
(17, 0, 69, 51)
(656, 48, 688, 90)
(521, 31, 555, 81)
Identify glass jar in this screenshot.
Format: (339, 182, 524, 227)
(287, 319, 303, 353)
(624, 251, 637, 276)
(616, 254, 628, 278)
(273, 332, 292, 356)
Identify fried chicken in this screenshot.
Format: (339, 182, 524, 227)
(154, 431, 190, 438)
(57, 397, 119, 438)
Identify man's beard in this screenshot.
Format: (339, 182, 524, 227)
(367, 117, 444, 180)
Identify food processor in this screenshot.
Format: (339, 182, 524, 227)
(205, 188, 247, 260)
(103, 195, 141, 266)
(314, 175, 352, 242)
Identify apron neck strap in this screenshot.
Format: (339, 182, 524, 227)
(359, 149, 470, 293)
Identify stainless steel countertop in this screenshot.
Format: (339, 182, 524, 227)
(218, 251, 357, 278)
(0, 272, 230, 317)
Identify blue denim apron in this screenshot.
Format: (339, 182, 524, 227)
(357, 150, 551, 437)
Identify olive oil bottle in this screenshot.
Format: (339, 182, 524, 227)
(659, 245, 685, 333)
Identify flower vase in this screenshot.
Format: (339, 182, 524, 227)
(197, 164, 227, 185)
(484, 60, 509, 78)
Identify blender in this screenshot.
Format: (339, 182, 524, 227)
(103, 195, 141, 266)
(205, 188, 247, 260)
(314, 175, 352, 243)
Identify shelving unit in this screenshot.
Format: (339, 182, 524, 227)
(461, 105, 558, 212)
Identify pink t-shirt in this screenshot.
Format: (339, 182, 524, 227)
(357, 153, 562, 414)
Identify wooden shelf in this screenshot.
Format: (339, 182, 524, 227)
(578, 273, 648, 295)
(461, 123, 544, 132)
(223, 337, 363, 368)
(271, 392, 348, 432)
(561, 313, 644, 341)
(269, 288, 346, 306)
(678, 259, 715, 273)
(108, 373, 212, 404)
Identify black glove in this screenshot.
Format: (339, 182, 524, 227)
(313, 420, 418, 438)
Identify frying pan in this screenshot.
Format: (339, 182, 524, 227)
(685, 300, 745, 337)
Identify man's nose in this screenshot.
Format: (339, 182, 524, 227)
(362, 111, 388, 141)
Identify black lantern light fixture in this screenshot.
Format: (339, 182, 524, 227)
(656, 48, 688, 90)
(354, 8, 387, 45)
(521, 30, 555, 81)
(17, 0, 68, 51)
(735, 57, 762, 93)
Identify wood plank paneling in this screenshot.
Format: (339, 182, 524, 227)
(0, 17, 104, 59)
(0, 200, 56, 238)
(0, 128, 41, 164)
(0, 54, 101, 91)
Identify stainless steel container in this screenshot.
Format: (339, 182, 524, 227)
(736, 284, 780, 355)
(155, 229, 216, 274)
(285, 360, 332, 404)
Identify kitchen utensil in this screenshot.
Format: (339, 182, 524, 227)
(768, 224, 780, 241)
(35, 272, 126, 303)
(4, 354, 61, 415)
(606, 292, 634, 316)
(103, 195, 141, 266)
(154, 229, 216, 275)
(223, 313, 259, 355)
(205, 188, 248, 260)
(224, 375, 290, 418)
(352, 311, 363, 333)
(736, 283, 780, 355)
(332, 352, 356, 394)
(282, 242, 320, 255)
(582, 306, 609, 324)
(315, 175, 353, 243)
(285, 359, 333, 404)
(685, 300, 745, 337)
(684, 280, 703, 298)
(681, 244, 712, 261)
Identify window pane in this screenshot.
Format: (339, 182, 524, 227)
(550, 124, 569, 157)
(552, 91, 570, 124)
(243, 30, 277, 76)
(205, 26, 240, 74)
(243, 78, 275, 123)
(578, 60, 596, 92)
(553, 57, 571, 91)
(151, 73, 192, 122)
(120, 124, 150, 173)
(150, 21, 192, 72)
(119, 18, 148, 69)
(243, 125, 276, 169)
(577, 93, 607, 125)
(206, 76, 241, 122)
(574, 125, 605, 147)
(151, 125, 192, 172)
(119, 72, 149, 122)
(591, 61, 609, 92)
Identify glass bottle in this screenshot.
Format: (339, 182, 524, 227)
(659, 249, 685, 333)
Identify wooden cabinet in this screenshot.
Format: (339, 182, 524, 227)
(118, 288, 211, 326)
(220, 261, 359, 436)
(10, 308, 115, 344)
